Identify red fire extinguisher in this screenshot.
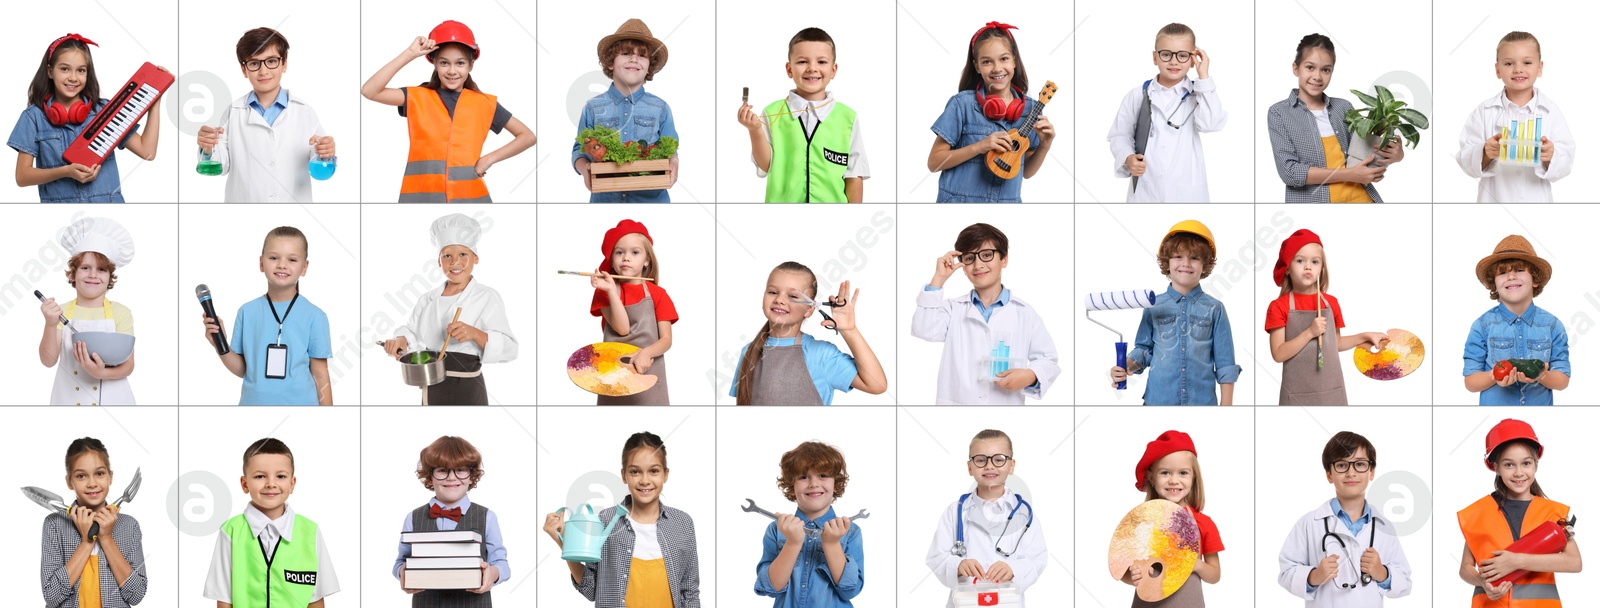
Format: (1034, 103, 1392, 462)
(1485, 515, 1576, 584)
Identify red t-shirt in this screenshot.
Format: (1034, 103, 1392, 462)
(591, 283, 679, 328)
(1264, 292, 1344, 333)
(1189, 506, 1225, 554)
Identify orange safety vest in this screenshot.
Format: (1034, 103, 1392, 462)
(1457, 494, 1569, 608)
(401, 86, 496, 202)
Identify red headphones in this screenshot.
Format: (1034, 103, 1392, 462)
(975, 85, 1026, 121)
(45, 96, 90, 126)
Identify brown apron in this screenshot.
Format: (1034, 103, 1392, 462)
(750, 339, 825, 405)
(1280, 294, 1348, 405)
(1131, 572, 1204, 608)
(599, 285, 670, 405)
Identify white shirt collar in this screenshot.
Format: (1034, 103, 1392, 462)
(1487, 87, 1549, 113)
(963, 489, 1016, 513)
(1150, 77, 1192, 96)
(786, 89, 837, 122)
(430, 494, 473, 512)
(244, 502, 297, 543)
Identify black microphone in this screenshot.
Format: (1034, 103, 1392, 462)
(196, 284, 230, 355)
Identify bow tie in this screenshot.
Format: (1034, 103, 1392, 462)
(429, 504, 463, 522)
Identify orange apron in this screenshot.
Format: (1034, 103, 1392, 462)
(400, 86, 495, 203)
(1457, 494, 1568, 607)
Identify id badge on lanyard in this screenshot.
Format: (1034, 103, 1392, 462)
(265, 294, 298, 380)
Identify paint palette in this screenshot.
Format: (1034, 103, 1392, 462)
(1108, 499, 1201, 602)
(567, 342, 658, 397)
(1353, 329, 1425, 381)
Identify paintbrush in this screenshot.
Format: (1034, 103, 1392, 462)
(557, 270, 656, 282)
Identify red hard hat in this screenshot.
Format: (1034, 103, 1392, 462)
(429, 20, 480, 60)
(1484, 418, 1542, 470)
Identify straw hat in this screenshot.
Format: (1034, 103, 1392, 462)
(597, 19, 668, 74)
(1475, 235, 1551, 292)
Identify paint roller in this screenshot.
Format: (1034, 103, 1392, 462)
(1085, 289, 1158, 389)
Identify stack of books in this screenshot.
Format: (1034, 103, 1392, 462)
(401, 530, 485, 589)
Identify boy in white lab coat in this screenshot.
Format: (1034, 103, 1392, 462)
(196, 27, 337, 202)
(1455, 31, 1575, 202)
(1107, 22, 1227, 202)
(1278, 431, 1412, 606)
(911, 223, 1060, 405)
(926, 429, 1044, 607)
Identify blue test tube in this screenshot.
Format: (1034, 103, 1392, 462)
(1535, 117, 1543, 163)
(1511, 121, 1520, 162)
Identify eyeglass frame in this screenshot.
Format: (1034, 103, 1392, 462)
(959, 249, 1002, 265)
(1155, 50, 1193, 63)
(968, 453, 1012, 468)
(1330, 459, 1372, 473)
(241, 56, 284, 72)
(430, 466, 477, 480)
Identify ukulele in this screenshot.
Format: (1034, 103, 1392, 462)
(985, 80, 1057, 180)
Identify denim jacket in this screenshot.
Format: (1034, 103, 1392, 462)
(1464, 302, 1570, 405)
(929, 91, 1042, 202)
(755, 506, 864, 607)
(1129, 283, 1241, 405)
(7, 102, 131, 202)
(572, 83, 679, 203)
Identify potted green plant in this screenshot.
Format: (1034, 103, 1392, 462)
(1343, 85, 1429, 168)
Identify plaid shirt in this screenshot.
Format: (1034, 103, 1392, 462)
(575, 500, 701, 608)
(1266, 89, 1384, 203)
(41, 511, 148, 607)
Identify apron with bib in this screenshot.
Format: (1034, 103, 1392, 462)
(1280, 294, 1348, 405)
(51, 299, 135, 406)
(750, 340, 824, 406)
(599, 285, 669, 405)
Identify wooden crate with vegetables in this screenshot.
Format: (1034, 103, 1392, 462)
(579, 126, 679, 193)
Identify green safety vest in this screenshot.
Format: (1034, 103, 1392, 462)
(765, 99, 856, 203)
(225, 512, 321, 608)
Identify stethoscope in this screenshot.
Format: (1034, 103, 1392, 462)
(1320, 516, 1377, 588)
(950, 493, 1033, 558)
(1148, 84, 1197, 130)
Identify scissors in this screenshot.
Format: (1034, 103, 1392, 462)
(786, 290, 846, 334)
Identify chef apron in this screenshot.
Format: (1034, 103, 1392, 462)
(423, 352, 486, 405)
(51, 299, 135, 406)
(1131, 573, 1204, 608)
(749, 339, 824, 406)
(599, 285, 669, 405)
(1279, 293, 1348, 405)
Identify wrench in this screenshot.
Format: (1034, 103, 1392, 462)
(743, 498, 819, 537)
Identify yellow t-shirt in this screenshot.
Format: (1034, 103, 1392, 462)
(1320, 135, 1373, 203)
(62, 299, 135, 335)
(625, 557, 672, 607)
(79, 553, 102, 608)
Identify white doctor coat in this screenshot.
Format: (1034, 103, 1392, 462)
(393, 278, 518, 363)
(911, 288, 1061, 405)
(1108, 76, 1228, 202)
(925, 492, 1046, 608)
(207, 90, 329, 203)
(1278, 500, 1412, 607)
(1454, 88, 1575, 203)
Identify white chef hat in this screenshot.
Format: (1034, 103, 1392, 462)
(431, 213, 481, 253)
(59, 217, 135, 267)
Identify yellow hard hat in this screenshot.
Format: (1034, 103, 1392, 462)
(1162, 220, 1216, 256)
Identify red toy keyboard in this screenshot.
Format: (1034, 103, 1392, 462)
(63, 62, 172, 167)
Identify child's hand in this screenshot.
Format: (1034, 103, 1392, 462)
(977, 132, 1010, 155)
(1303, 316, 1328, 339)
(310, 135, 336, 159)
(1356, 331, 1390, 352)
(200, 312, 224, 345)
(1126, 564, 1145, 584)
(1480, 550, 1524, 582)
(469, 562, 498, 594)
(407, 36, 438, 59)
(631, 353, 655, 375)
(1512, 361, 1547, 384)
(383, 337, 409, 360)
(198, 126, 224, 155)
(1193, 48, 1211, 80)
(64, 163, 100, 184)
(1541, 136, 1555, 167)
(1110, 365, 1129, 387)
(958, 559, 985, 580)
(543, 511, 566, 546)
(668, 155, 680, 187)
(398, 564, 424, 594)
(1360, 547, 1387, 582)
(446, 321, 487, 347)
(1345, 154, 1386, 184)
(984, 560, 1014, 582)
(775, 513, 806, 544)
(576, 158, 594, 192)
(1483, 132, 1503, 165)
(1310, 554, 1339, 586)
(994, 368, 1037, 392)
(474, 157, 493, 178)
(1377, 138, 1405, 164)
(1496, 367, 1519, 388)
(1482, 580, 1512, 601)
(1125, 154, 1147, 177)
(70, 504, 95, 541)
(824, 281, 859, 332)
(820, 516, 851, 544)
(590, 268, 619, 296)
(736, 102, 764, 132)
(1033, 115, 1055, 146)
(40, 297, 62, 324)
(932, 250, 962, 287)
(91, 504, 118, 538)
(73, 341, 111, 378)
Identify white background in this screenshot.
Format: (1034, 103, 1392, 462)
(895, 407, 1075, 606)
(716, 407, 897, 605)
(175, 0, 363, 203)
(1430, 204, 1596, 404)
(1432, 2, 1599, 203)
(359, 1, 540, 202)
(536, 6, 717, 204)
(1, 408, 178, 606)
(176, 204, 362, 404)
(1255, 0, 1434, 203)
(358, 205, 537, 405)
(1432, 409, 1600, 599)
(1256, 408, 1435, 605)
(895, 1, 1074, 203)
(0, 206, 178, 405)
(1074, 204, 1256, 405)
(1, 5, 180, 203)
(1071, 2, 1255, 203)
(537, 407, 717, 605)
(713, 205, 897, 404)
(1253, 205, 1435, 404)
(896, 205, 1073, 405)
(716, 0, 898, 203)
(536, 205, 716, 405)
(360, 407, 538, 604)
(1073, 408, 1255, 606)
(175, 407, 362, 606)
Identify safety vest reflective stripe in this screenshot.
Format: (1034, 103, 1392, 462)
(1474, 583, 1561, 600)
(400, 86, 496, 202)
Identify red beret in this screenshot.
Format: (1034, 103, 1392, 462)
(1135, 430, 1197, 491)
(1274, 229, 1324, 288)
(600, 219, 653, 274)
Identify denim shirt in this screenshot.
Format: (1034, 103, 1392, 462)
(755, 506, 864, 607)
(572, 83, 679, 203)
(1129, 283, 1241, 405)
(1464, 302, 1570, 405)
(930, 91, 1042, 202)
(7, 101, 131, 202)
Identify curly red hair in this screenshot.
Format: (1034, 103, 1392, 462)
(416, 436, 485, 491)
(776, 441, 849, 502)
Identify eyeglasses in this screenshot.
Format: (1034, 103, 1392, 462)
(1331, 460, 1372, 473)
(242, 57, 283, 72)
(1156, 50, 1193, 63)
(969, 454, 1011, 468)
(960, 249, 1001, 265)
(431, 467, 475, 480)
